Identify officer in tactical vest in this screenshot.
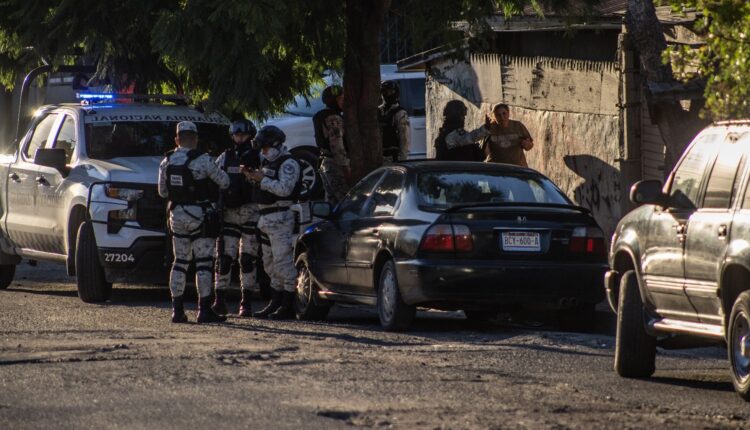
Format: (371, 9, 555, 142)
(313, 85, 349, 205)
(378, 80, 410, 164)
(158, 121, 230, 324)
(212, 119, 261, 317)
(243, 125, 302, 320)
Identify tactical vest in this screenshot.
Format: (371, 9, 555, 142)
(165, 150, 219, 207)
(222, 144, 260, 208)
(256, 154, 302, 205)
(379, 105, 405, 161)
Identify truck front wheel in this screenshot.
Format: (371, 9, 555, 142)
(75, 221, 112, 302)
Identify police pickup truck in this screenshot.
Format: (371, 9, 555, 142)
(0, 95, 231, 302)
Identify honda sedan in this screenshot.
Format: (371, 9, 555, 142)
(293, 161, 607, 331)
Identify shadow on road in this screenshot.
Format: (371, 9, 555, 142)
(647, 376, 734, 393)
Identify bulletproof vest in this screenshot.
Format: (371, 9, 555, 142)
(256, 154, 302, 205)
(379, 105, 405, 160)
(222, 144, 260, 208)
(313, 108, 344, 154)
(165, 150, 220, 206)
(434, 130, 484, 162)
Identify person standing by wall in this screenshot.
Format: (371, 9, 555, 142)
(378, 80, 410, 163)
(313, 85, 350, 205)
(158, 121, 230, 324)
(482, 103, 534, 167)
(434, 100, 489, 161)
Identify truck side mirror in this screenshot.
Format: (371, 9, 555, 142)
(311, 201, 333, 219)
(34, 148, 67, 173)
(630, 180, 664, 206)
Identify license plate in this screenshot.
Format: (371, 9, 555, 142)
(501, 231, 541, 252)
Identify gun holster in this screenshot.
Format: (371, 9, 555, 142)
(201, 207, 222, 238)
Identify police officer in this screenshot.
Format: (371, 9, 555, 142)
(243, 125, 302, 320)
(158, 121, 230, 324)
(313, 85, 349, 205)
(378, 80, 410, 163)
(212, 119, 261, 317)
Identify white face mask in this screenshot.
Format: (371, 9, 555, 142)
(263, 146, 281, 161)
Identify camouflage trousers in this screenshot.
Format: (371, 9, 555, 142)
(320, 156, 348, 206)
(215, 204, 260, 292)
(169, 205, 214, 299)
(257, 208, 297, 293)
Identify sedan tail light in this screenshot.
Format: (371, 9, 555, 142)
(420, 224, 473, 252)
(569, 226, 606, 255)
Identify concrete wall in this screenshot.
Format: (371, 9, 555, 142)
(426, 54, 622, 236)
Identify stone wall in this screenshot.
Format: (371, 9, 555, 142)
(426, 54, 623, 235)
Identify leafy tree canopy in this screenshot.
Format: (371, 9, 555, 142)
(669, 0, 750, 119)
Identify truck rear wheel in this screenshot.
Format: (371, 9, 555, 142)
(0, 264, 16, 289)
(75, 221, 112, 303)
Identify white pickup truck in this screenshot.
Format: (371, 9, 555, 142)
(0, 99, 231, 302)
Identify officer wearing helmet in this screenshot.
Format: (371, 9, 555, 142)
(243, 125, 302, 319)
(158, 121, 230, 324)
(212, 119, 261, 317)
(378, 80, 410, 163)
(313, 85, 350, 205)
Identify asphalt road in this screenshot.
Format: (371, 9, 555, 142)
(0, 262, 748, 429)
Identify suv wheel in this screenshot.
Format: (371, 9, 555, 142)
(729, 291, 750, 400)
(614, 270, 656, 378)
(75, 221, 112, 303)
(293, 253, 331, 321)
(377, 260, 415, 331)
(291, 148, 322, 201)
(0, 264, 16, 289)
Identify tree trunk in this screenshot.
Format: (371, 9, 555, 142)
(343, 0, 391, 182)
(626, 0, 709, 172)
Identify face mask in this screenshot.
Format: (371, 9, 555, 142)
(263, 147, 281, 161)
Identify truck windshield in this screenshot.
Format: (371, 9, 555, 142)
(84, 122, 231, 159)
(417, 171, 570, 209)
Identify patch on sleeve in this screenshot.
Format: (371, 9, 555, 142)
(282, 162, 296, 174)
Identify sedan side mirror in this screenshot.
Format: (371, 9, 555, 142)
(34, 148, 67, 173)
(312, 201, 333, 219)
(630, 180, 664, 206)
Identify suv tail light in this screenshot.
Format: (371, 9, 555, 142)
(420, 224, 473, 252)
(569, 227, 606, 255)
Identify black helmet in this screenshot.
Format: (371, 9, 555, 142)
(253, 125, 286, 149)
(230, 119, 257, 137)
(381, 80, 400, 99)
(321, 85, 343, 109)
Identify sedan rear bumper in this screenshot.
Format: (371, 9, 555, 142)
(396, 258, 607, 309)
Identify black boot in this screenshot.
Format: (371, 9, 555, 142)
(212, 289, 228, 316)
(197, 296, 227, 323)
(269, 291, 295, 320)
(172, 295, 188, 323)
(253, 289, 282, 318)
(238, 289, 253, 318)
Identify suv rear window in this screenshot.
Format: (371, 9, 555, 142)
(417, 171, 569, 209)
(84, 122, 230, 159)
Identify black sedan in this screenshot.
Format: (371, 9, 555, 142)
(293, 161, 607, 331)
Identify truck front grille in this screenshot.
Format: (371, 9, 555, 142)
(136, 186, 167, 230)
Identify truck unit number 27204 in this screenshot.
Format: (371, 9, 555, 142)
(104, 253, 135, 263)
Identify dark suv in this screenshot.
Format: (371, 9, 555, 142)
(606, 121, 750, 400)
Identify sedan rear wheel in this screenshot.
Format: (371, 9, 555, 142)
(728, 291, 750, 400)
(614, 270, 656, 378)
(377, 260, 415, 331)
(293, 253, 331, 321)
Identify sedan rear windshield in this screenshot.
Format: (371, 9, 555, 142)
(84, 121, 231, 159)
(417, 171, 570, 209)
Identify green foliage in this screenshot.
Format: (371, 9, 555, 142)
(668, 0, 750, 119)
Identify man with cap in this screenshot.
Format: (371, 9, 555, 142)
(243, 125, 302, 320)
(378, 80, 410, 164)
(158, 121, 230, 323)
(313, 85, 349, 205)
(212, 119, 261, 317)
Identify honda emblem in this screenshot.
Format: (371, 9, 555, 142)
(517, 216, 527, 223)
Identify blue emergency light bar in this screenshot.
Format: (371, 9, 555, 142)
(76, 92, 115, 100)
